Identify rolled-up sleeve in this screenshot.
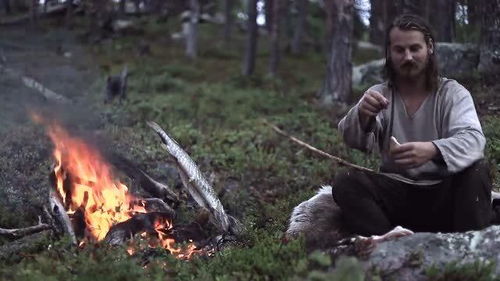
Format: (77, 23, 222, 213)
(432, 85, 485, 173)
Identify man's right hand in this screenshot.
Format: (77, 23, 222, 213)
(358, 90, 389, 130)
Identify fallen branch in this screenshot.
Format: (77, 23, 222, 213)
(263, 120, 375, 173)
(0, 218, 51, 240)
(0, 65, 70, 104)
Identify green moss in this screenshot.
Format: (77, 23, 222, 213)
(426, 260, 499, 281)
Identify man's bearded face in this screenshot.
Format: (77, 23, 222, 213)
(388, 27, 433, 79)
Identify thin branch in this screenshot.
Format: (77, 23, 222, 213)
(263, 120, 375, 173)
(0, 222, 51, 239)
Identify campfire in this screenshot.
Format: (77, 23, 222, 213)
(26, 113, 241, 260)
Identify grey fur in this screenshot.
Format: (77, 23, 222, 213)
(286, 185, 349, 247)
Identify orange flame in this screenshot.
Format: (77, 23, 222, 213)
(48, 122, 146, 241)
(33, 113, 201, 259)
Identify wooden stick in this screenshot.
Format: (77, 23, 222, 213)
(0, 220, 51, 239)
(263, 120, 375, 173)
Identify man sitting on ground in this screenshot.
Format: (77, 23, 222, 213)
(334, 14, 492, 240)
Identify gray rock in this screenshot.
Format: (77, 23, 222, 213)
(436, 43, 479, 77)
(352, 58, 385, 86)
(353, 43, 480, 87)
(365, 225, 500, 280)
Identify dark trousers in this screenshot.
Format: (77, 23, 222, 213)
(331, 161, 492, 236)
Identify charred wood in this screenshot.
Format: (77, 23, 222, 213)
(109, 153, 179, 205)
(103, 212, 173, 246)
(141, 198, 176, 218)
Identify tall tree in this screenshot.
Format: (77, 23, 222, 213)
(65, 0, 74, 26)
(423, 0, 455, 42)
(119, 0, 126, 16)
(268, 0, 282, 76)
(291, 0, 308, 55)
(466, 0, 480, 27)
(369, 0, 396, 46)
(242, 0, 258, 76)
(186, 0, 200, 59)
(265, 0, 273, 33)
(30, 0, 38, 25)
(394, 0, 424, 15)
(369, 0, 384, 45)
(478, 0, 500, 74)
(1, 0, 11, 14)
(319, 0, 354, 105)
(223, 0, 234, 45)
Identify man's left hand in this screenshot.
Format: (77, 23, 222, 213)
(390, 142, 438, 169)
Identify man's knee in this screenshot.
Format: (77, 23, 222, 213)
(455, 160, 492, 194)
(332, 169, 366, 205)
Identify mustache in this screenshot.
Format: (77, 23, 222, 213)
(400, 61, 417, 68)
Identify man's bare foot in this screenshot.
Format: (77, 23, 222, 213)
(354, 226, 414, 258)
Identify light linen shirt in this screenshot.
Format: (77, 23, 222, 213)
(338, 78, 485, 185)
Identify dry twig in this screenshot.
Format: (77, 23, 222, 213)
(263, 120, 375, 173)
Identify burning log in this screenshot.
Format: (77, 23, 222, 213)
(103, 212, 172, 246)
(0, 218, 50, 240)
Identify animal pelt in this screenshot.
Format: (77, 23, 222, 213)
(286, 185, 350, 249)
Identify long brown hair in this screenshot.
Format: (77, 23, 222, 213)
(384, 14, 439, 92)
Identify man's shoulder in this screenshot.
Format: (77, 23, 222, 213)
(438, 78, 470, 98)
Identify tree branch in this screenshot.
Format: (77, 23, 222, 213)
(263, 120, 375, 173)
(0, 219, 51, 240)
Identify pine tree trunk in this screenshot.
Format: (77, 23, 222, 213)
(291, 0, 308, 55)
(467, 0, 480, 27)
(30, 0, 38, 26)
(186, 0, 199, 59)
(242, 0, 258, 76)
(268, 0, 281, 76)
(265, 0, 273, 33)
(370, 0, 387, 45)
(2, 0, 11, 14)
(119, 0, 126, 16)
(478, 0, 500, 75)
(430, 0, 455, 42)
(395, 0, 424, 15)
(223, 0, 234, 45)
(319, 0, 353, 105)
(66, 0, 74, 26)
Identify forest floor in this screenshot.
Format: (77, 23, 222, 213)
(1, 16, 500, 281)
